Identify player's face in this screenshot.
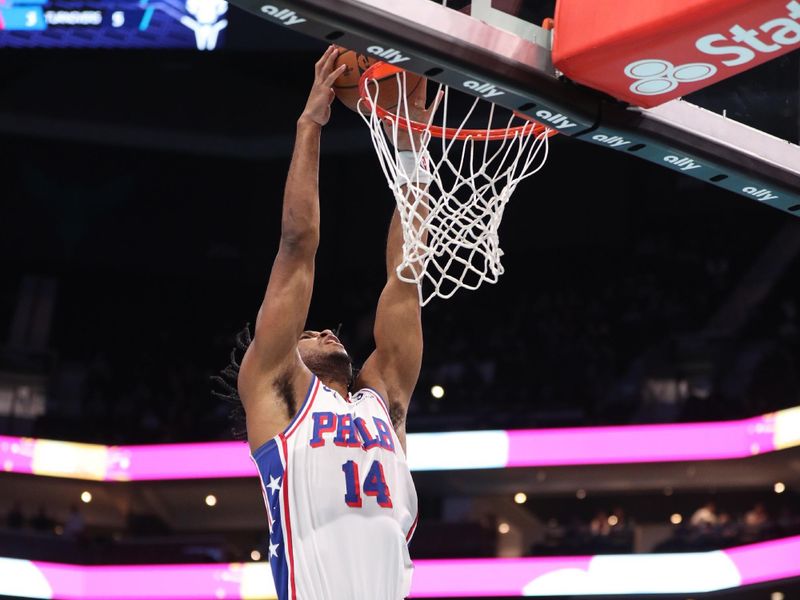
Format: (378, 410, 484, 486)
(299, 329, 346, 353)
(298, 329, 353, 382)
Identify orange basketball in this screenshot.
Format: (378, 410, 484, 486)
(332, 47, 425, 115)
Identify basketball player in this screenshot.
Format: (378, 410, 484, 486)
(212, 45, 437, 599)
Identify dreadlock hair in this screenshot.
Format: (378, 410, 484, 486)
(211, 322, 362, 441)
(210, 323, 252, 441)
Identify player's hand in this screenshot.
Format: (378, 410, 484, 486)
(300, 45, 347, 127)
(383, 79, 443, 152)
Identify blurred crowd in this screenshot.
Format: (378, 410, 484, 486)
(655, 499, 800, 552)
(4, 503, 86, 541)
(5, 493, 799, 562)
(530, 497, 800, 556)
(2, 214, 797, 444)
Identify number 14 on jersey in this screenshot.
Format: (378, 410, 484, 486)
(342, 460, 393, 508)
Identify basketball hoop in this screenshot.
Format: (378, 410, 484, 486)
(357, 61, 558, 306)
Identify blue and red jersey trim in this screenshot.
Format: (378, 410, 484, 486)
(361, 386, 393, 422)
(285, 375, 320, 438)
(251, 438, 292, 600)
(249, 375, 319, 600)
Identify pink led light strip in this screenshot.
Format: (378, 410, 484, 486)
(3, 535, 799, 599)
(1, 407, 797, 480)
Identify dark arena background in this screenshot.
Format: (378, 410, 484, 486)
(1, 0, 800, 598)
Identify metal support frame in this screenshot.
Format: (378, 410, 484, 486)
(235, 0, 800, 217)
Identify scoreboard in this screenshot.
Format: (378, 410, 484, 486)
(0, 0, 228, 49)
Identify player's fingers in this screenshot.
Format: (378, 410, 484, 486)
(315, 45, 336, 75)
(322, 44, 337, 61)
(323, 63, 348, 86)
(320, 46, 340, 76)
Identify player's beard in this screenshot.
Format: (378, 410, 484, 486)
(304, 348, 354, 390)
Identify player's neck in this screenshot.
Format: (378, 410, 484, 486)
(318, 378, 349, 399)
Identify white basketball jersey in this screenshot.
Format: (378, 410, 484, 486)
(251, 375, 418, 600)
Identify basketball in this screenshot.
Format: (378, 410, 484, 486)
(332, 47, 425, 114)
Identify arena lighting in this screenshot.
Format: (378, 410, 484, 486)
(250, 550, 261, 561)
(1, 405, 798, 480)
(430, 385, 445, 399)
(774, 482, 786, 494)
(671, 513, 683, 525)
(576, 489, 587, 499)
(498, 522, 511, 534)
(79, 492, 91, 504)
(514, 492, 527, 504)
(205, 494, 217, 507)
(1, 535, 799, 598)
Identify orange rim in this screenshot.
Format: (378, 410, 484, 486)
(358, 62, 558, 141)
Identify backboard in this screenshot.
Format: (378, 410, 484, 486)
(229, 0, 800, 218)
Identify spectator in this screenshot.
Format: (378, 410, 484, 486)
(690, 501, 719, 529)
(741, 501, 770, 542)
(744, 502, 768, 528)
(590, 510, 611, 537)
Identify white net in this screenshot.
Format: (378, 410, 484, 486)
(358, 70, 553, 306)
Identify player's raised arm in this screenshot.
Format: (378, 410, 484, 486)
(238, 46, 346, 451)
(357, 81, 440, 453)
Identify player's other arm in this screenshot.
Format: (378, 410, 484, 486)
(359, 82, 438, 454)
(360, 205, 426, 454)
(238, 46, 346, 452)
